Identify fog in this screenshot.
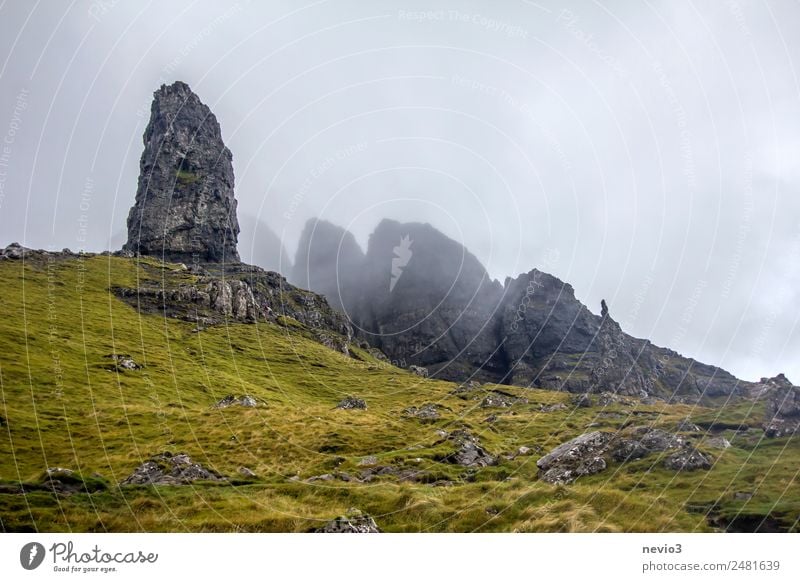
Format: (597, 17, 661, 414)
(1, 0, 799, 382)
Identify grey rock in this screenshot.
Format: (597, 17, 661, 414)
(634, 427, 686, 452)
(480, 391, 528, 408)
(238, 467, 257, 478)
(536, 431, 614, 484)
(440, 430, 496, 467)
(610, 439, 649, 462)
(121, 452, 226, 485)
(663, 448, 713, 471)
(213, 395, 258, 409)
(539, 403, 568, 413)
(403, 403, 441, 421)
(336, 396, 367, 410)
(2, 242, 24, 260)
(123, 81, 240, 263)
(733, 491, 754, 501)
(316, 509, 381, 533)
(409, 365, 429, 378)
(763, 375, 800, 438)
(106, 353, 141, 371)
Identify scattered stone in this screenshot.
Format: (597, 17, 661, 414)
(238, 467, 256, 478)
(403, 403, 441, 421)
(213, 394, 258, 409)
(315, 508, 381, 533)
(357, 456, 378, 467)
(633, 427, 686, 452)
(120, 452, 226, 485)
(539, 403, 568, 413)
(483, 414, 499, 423)
(409, 365, 429, 378)
(733, 491, 754, 501)
(536, 431, 613, 484)
(451, 381, 485, 399)
(517, 446, 532, 456)
(480, 391, 528, 408)
(610, 439, 648, 462)
(1, 242, 24, 260)
(440, 430, 496, 468)
(336, 396, 367, 410)
(106, 354, 141, 371)
(663, 448, 713, 471)
(597, 392, 635, 407)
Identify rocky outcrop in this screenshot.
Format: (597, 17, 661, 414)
(213, 395, 257, 409)
(438, 429, 496, 467)
(113, 262, 354, 352)
(120, 452, 226, 485)
(293, 218, 746, 402)
(336, 396, 367, 410)
(351, 219, 505, 383)
(762, 374, 800, 437)
(537, 427, 712, 484)
(123, 81, 240, 263)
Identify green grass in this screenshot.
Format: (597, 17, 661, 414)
(0, 253, 798, 532)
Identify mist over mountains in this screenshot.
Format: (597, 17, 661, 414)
(288, 215, 741, 401)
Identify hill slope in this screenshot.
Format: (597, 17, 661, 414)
(0, 250, 798, 532)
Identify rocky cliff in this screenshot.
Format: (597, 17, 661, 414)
(123, 81, 240, 263)
(295, 218, 745, 401)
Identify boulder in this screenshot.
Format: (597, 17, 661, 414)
(409, 365, 429, 378)
(316, 509, 381, 533)
(480, 391, 528, 408)
(336, 396, 367, 410)
(402, 403, 441, 421)
(440, 430, 496, 467)
(536, 431, 614, 484)
(213, 395, 258, 409)
(663, 448, 713, 471)
(120, 452, 226, 485)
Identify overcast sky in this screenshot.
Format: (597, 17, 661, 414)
(1, 0, 799, 383)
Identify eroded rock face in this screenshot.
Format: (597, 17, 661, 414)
(123, 81, 240, 263)
(120, 452, 226, 485)
(763, 375, 800, 437)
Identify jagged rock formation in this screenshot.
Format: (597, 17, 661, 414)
(351, 219, 504, 382)
(294, 218, 744, 402)
(290, 218, 364, 313)
(761, 374, 800, 437)
(123, 81, 240, 263)
(113, 262, 353, 354)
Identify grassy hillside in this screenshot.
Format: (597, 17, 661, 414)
(0, 253, 798, 532)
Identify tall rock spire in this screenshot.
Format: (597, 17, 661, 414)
(123, 81, 240, 263)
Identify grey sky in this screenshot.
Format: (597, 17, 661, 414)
(1, 0, 799, 382)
